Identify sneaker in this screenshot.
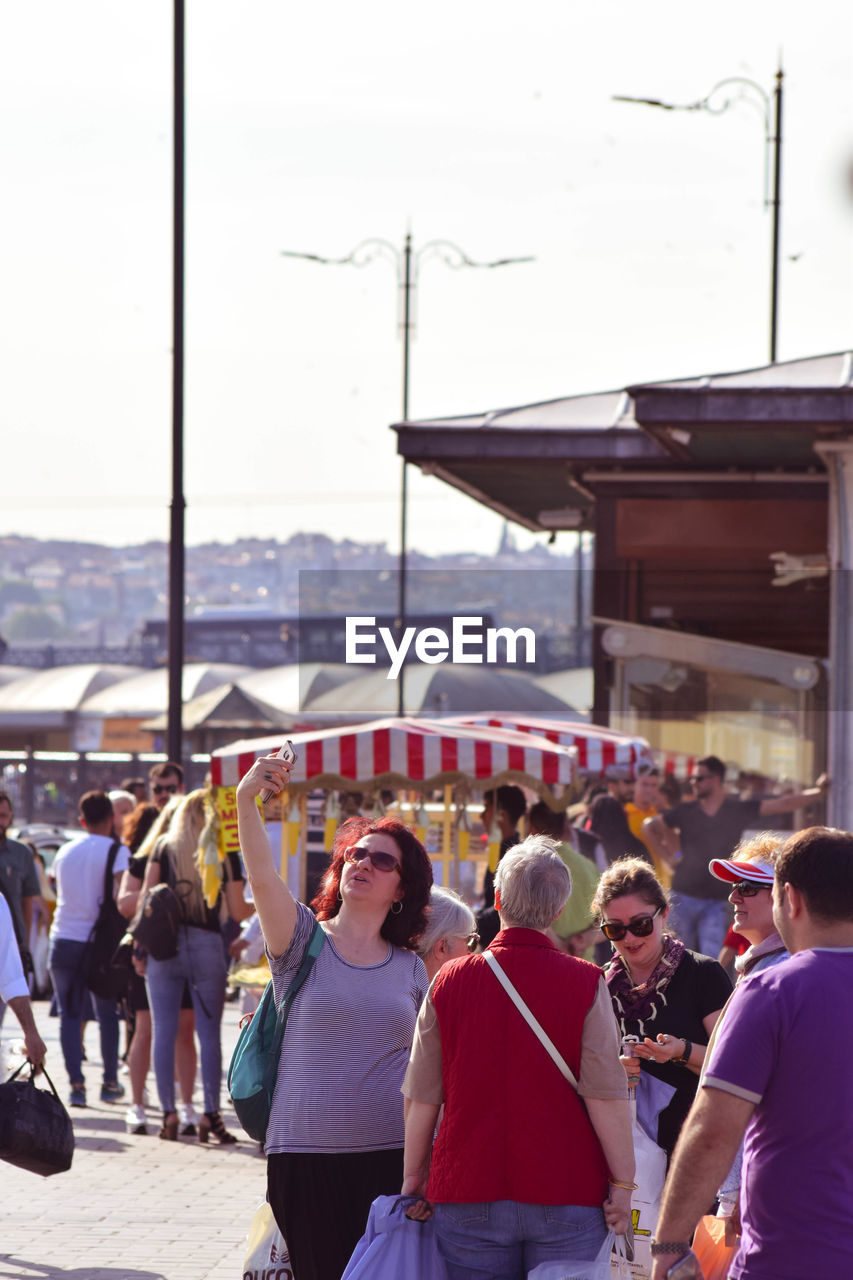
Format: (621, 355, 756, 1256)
(125, 1103, 147, 1135)
(178, 1102, 198, 1136)
(100, 1080, 126, 1103)
(69, 1085, 87, 1108)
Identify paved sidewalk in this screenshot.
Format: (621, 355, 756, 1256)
(0, 998, 268, 1280)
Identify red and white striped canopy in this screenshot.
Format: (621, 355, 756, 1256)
(210, 716, 578, 797)
(442, 713, 651, 774)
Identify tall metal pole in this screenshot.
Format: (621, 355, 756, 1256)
(281, 236, 531, 717)
(167, 0, 186, 766)
(396, 233, 412, 717)
(615, 70, 784, 365)
(769, 68, 784, 364)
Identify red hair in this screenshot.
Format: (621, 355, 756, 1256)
(311, 816, 433, 949)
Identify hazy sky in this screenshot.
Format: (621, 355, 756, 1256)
(1, 1, 851, 556)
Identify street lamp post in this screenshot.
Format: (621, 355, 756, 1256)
(614, 67, 784, 363)
(281, 233, 533, 715)
(168, 0, 186, 768)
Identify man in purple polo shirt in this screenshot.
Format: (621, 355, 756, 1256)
(649, 825, 853, 1280)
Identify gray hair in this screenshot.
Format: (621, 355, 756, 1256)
(416, 886, 476, 959)
(108, 789, 136, 807)
(494, 835, 571, 929)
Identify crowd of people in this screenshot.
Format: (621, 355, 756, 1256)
(0, 750, 847, 1280)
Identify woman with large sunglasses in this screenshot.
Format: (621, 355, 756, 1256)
(592, 858, 731, 1159)
(236, 754, 433, 1280)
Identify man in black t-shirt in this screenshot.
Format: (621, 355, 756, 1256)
(479, 785, 526, 911)
(643, 755, 827, 957)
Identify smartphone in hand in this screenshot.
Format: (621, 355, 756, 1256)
(259, 740, 297, 804)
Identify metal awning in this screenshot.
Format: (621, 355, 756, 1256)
(394, 352, 852, 533)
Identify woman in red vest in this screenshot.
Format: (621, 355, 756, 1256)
(402, 836, 634, 1280)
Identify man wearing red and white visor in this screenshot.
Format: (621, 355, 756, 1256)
(708, 835, 788, 983)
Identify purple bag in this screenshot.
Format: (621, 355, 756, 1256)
(341, 1196, 448, 1280)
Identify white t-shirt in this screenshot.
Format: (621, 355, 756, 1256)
(0, 893, 28, 1001)
(50, 833, 130, 943)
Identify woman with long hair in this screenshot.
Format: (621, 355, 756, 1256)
(141, 789, 252, 1143)
(592, 857, 731, 1159)
(117, 800, 199, 1137)
(584, 794, 651, 867)
(236, 753, 433, 1280)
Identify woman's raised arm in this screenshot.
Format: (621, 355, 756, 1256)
(236, 755, 299, 958)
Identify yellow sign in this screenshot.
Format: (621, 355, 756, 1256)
(216, 787, 240, 856)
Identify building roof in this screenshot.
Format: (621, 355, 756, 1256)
(395, 351, 851, 532)
(304, 663, 585, 719)
(0, 663, 146, 729)
(78, 662, 253, 716)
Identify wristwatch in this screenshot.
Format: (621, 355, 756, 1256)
(650, 1241, 692, 1256)
(674, 1038, 692, 1064)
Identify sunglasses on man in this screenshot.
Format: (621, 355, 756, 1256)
(600, 906, 663, 942)
(153, 783, 178, 796)
(343, 846, 401, 874)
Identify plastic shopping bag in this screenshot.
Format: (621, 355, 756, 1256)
(529, 1229, 629, 1280)
(615, 1103, 667, 1279)
(242, 1201, 292, 1280)
(341, 1195, 448, 1279)
(692, 1215, 738, 1280)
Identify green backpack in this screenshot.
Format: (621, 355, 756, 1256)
(227, 920, 326, 1143)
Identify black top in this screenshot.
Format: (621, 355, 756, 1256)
(127, 853, 147, 883)
(150, 845, 243, 932)
(663, 798, 762, 899)
(481, 833, 520, 910)
(608, 948, 732, 1158)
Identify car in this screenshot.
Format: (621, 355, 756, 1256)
(10, 824, 77, 870)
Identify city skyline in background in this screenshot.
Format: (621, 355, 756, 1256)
(1, 0, 851, 556)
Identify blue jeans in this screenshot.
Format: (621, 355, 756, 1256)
(47, 936, 121, 1085)
(145, 924, 226, 1114)
(433, 1200, 607, 1280)
(669, 893, 731, 958)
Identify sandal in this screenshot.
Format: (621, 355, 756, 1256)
(198, 1111, 237, 1145)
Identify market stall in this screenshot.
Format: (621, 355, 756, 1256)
(440, 713, 652, 773)
(210, 715, 579, 900)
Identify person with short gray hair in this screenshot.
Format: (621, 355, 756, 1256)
(416, 887, 478, 982)
(108, 789, 136, 840)
(494, 837, 571, 931)
(403, 833, 634, 1278)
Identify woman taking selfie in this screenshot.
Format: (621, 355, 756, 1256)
(592, 858, 731, 1159)
(236, 753, 433, 1280)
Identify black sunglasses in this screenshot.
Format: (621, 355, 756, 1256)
(601, 906, 663, 942)
(343, 846, 401, 874)
(731, 880, 767, 898)
(153, 783, 178, 796)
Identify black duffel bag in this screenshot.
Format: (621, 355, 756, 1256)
(0, 1061, 75, 1176)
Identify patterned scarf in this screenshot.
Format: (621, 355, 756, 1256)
(605, 933, 686, 1038)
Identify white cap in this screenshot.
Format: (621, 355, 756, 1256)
(708, 858, 775, 885)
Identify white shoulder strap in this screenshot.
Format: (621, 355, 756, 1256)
(484, 949, 579, 1092)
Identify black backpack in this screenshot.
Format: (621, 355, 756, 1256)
(85, 840, 130, 1001)
(127, 882, 182, 961)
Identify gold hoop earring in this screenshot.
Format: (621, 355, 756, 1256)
(390, 901, 403, 915)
